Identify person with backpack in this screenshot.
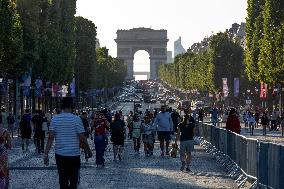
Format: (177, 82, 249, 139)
(20, 109, 32, 151)
(91, 112, 110, 168)
(7, 113, 15, 138)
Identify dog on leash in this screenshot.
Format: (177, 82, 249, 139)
(170, 143, 178, 158)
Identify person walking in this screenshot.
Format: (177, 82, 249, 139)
(154, 105, 174, 156)
(31, 110, 45, 154)
(7, 112, 15, 138)
(44, 97, 92, 189)
(80, 112, 90, 139)
(110, 113, 125, 161)
(271, 111, 277, 131)
(132, 114, 142, 154)
(141, 115, 156, 157)
(211, 107, 218, 127)
(226, 108, 241, 134)
(176, 109, 196, 172)
(171, 109, 180, 133)
(261, 112, 269, 136)
(91, 112, 110, 168)
(126, 111, 134, 139)
(248, 113, 256, 135)
(0, 121, 12, 189)
(20, 109, 32, 151)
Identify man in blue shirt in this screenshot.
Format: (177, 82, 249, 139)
(154, 105, 173, 156)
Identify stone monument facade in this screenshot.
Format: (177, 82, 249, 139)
(115, 28, 168, 79)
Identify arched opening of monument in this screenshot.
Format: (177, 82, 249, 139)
(133, 50, 150, 80)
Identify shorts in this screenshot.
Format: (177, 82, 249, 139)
(180, 140, 194, 154)
(142, 134, 154, 144)
(157, 131, 171, 141)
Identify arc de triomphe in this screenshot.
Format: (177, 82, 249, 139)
(115, 28, 168, 79)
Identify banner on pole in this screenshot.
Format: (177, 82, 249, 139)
(260, 83, 268, 98)
(234, 78, 239, 97)
(70, 78, 76, 97)
(222, 78, 229, 97)
(34, 79, 43, 97)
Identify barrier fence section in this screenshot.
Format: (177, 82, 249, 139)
(198, 123, 284, 189)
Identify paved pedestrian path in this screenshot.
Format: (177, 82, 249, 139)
(9, 138, 239, 189)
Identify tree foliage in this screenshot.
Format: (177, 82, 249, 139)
(210, 32, 244, 94)
(159, 32, 244, 96)
(75, 16, 97, 92)
(96, 47, 127, 89)
(245, 0, 284, 83)
(16, 0, 76, 83)
(0, 0, 23, 77)
(158, 50, 214, 93)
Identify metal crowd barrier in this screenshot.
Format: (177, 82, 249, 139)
(198, 123, 259, 188)
(198, 122, 284, 189)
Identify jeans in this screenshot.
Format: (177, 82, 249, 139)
(94, 135, 105, 165)
(55, 154, 81, 189)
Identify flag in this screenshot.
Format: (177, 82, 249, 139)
(34, 79, 43, 97)
(222, 78, 229, 97)
(234, 78, 239, 97)
(260, 83, 267, 98)
(44, 81, 52, 97)
(70, 78, 76, 97)
(22, 68, 32, 97)
(61, 85, 68, 97)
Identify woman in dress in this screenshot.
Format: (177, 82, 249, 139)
(110, 113, 125, 161)
(0, 121, 12, 188)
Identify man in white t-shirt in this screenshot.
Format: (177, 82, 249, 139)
(44, 97, 92, 189)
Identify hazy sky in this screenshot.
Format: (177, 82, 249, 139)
(76, 0, 247, 78)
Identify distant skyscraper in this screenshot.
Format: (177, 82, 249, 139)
(96, 39, 100, 49)
(167, 51, 173, 64)
(174, 36, 186, 57)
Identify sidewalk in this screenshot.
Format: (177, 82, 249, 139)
(10, 139, 240, 189)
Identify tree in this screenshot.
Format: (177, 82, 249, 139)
(258, 0, 284, 83)
(75, 16, 97, 92)
(16, 0, 40, 74)
(245, 0, 265, 81)
(96, 47, 126, 89)
(0, 0, 23, 77)
(44, 0, 76, 83)
(210, 32, 244, 96)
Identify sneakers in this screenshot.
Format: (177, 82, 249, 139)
(161, 152, 164, 156)
(180, 164, 185, 171)
(118, 154, 122, 161)
(185, 167, 191, 172)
